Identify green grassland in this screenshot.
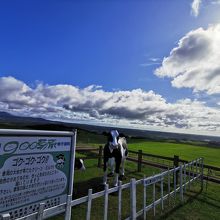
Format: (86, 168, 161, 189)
(51, 159, 220, 220)
(128, 139, 220, 167)
(64, 130, 220, 219)
(1, 122, 219, 219)
(77, 130, 220, 167)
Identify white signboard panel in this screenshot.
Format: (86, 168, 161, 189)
(0, 130, 76, 219)
(144, 174, 164, 186)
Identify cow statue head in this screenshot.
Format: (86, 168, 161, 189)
(108, 130, 119, 150)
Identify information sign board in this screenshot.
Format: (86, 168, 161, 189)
(0, 129, 76, 219)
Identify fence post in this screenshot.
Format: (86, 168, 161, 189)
(130, 178, 137, 220)
(143, 175, 147, 220)
(183, 163, 186, 192)
(167, 168, 171, 203)
(65, 195, 72, 220)
(173, 155, 179, 184)
(201, 158, 204, 191)
(37, 203, 45, 220)
(98, 146, 103, 168)
(1, 214, 10, 220)
(86, 189, 93, 220)
(153, 180, 156, 216)
(118, 181, 122, 220)
(179, 166, 183, 202)
(138, 150, 142, 172)
(104, 184, 109, 220)
(161, 178, 164, 210)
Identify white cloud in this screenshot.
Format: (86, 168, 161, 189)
(140, 63, 160, 67)
(212, 0, 220, 4)
(191, 0, 202, 17)
(149, 58, 161, 62)
(140, 58, 161, 67)
(155, 24, 220, 95)
(1, 76, 220, 133)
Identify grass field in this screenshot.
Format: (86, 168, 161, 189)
(128, 139, 220, 167)
(51, 159, 220, 220)
(1, 124, 219, 219)
(77, 130, 220, 167)
(55, 130, 220, 219)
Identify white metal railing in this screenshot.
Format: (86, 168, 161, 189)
(1, 158, 204, 220)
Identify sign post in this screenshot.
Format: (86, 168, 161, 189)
(0, 129, 76, 220)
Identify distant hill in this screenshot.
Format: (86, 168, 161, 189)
(0, 111, 219, 146)
(0, 111, 48, 123)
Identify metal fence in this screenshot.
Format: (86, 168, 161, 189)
(1, 158, 204, 220)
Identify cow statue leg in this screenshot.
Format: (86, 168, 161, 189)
(107, 158, 115, 177)
(114, 156, 121, 187)
(103, 171, 108, 185)
(103, 157, 108, 185)
(113, 173, 119, 187)
(119, 158, 126, 180)
(121, 158, 125, 175)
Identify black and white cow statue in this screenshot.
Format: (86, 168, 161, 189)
(103, 130, 128, 187)
(75, 158, 86, 171)
(56, 154, 86, 170)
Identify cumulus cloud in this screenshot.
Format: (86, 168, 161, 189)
(191, 0, 202, 17)
(155, 24, 220, 95)
(1, 76, 220, 133)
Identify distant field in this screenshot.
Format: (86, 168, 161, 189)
(76, 130, 220, 167)
(128, 139, 220, 167)
(1, 123, 219, 167)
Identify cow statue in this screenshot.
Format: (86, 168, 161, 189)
(56, 154, 86, 170)
(103, 130, 128, 186)
(75, 158, 86, 171)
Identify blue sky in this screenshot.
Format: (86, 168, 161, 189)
(1, 0, 220, 135)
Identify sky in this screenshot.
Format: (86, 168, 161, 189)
(0, 0, 220, 135)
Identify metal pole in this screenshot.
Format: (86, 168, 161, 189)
(196, 159, 198, 178)
(37, 203, 45, 220)
(183, 163, 186, 192)
(201, 158, 204, 191)
(168, 168, 170, 203)
(180, 166, 183, 202)
(173, 155, 179, 184)
(104, 184, 109, 220)
(1, 214, 10, 220)
(143, 176, 147, 220)
(174, 168, 176, 198)
(188, 164, 191, 190)
(86, 189, 93, 220)
(118, 181, 122, 220)
(192, 162, 194, 182)
(153, 182, 156, 216)
(161, 179, 164, 210)
(65, 130, 77, 220)
(130, 178, 137, 220)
